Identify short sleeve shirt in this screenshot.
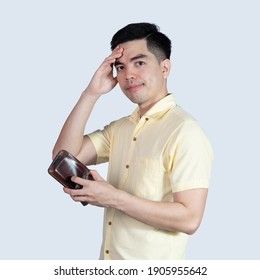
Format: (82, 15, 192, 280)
(88, 94, 214, 259)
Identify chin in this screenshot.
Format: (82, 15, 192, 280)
(127, 95, 146, 105)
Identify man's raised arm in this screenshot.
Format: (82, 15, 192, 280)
(52, 47, 123, 164)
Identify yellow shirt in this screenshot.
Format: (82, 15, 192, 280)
(88, 94, 213, 259)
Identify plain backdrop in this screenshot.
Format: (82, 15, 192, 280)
(0, 0, 259, 259)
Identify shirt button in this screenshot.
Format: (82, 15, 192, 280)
(145, 117, 149, 121)
(108, 221, 112, 225)
(105, 250, 109, 254)
(133, 137, 137, 141)
(126, 164, 129, 169)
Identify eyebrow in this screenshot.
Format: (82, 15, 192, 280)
(114, 53, 148, 66)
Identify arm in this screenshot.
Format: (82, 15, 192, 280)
(116, 187, 208, 235)
(52, 47, 124, 164)
(64, 171, 208, 235)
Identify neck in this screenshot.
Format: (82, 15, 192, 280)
(139, 92, 168, 117)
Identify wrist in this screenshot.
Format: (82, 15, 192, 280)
(113, 189, 131, 211)
(81, 88, 101, 102)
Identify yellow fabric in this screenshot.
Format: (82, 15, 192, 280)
(88, 94, 213, 259)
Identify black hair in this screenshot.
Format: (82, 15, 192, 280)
(110, 22, 172, 62)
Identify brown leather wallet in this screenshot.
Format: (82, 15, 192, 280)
(48, 150, 93, 206)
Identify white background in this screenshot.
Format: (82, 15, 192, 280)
(0, 0, 259, 260)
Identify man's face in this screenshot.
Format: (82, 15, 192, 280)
(114, 39, 170, 113)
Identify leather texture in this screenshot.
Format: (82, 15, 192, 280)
(48, 150, 93, 206)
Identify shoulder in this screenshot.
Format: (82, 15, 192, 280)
(166, 105, 213, 154)
(104, 115, 132, 130)
(161, 104, 203, 136)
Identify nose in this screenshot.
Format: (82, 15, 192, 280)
(125, 67, 135, 81)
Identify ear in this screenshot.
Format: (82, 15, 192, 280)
(161, 59, 171, 78)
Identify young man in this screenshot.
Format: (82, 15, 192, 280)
(52, 23, 213, 259)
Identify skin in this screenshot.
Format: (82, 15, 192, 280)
(114, 40, 171, 115)
(53, 39, 208, 235)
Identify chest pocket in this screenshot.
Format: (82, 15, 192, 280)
(131, 157, 166, 201)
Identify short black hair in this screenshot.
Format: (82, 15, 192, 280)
(110, 22, 172, 62)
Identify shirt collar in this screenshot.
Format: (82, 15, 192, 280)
(129, 94, 176, 123)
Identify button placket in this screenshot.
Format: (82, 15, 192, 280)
(103, 208, 115, 259)
(124, 131, 139, 171)
(118, 117, 149, 188)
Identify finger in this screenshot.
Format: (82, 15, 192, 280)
(70, 194, 86, 201)
(105, 47, 123, 62)
(63, 187, 70, 194)
(63, 185, 86, 196)
(112, 45, 123, 55)
(103, 55, 121, 67)
(70, 195, 89, 204)
(89, 170, 105, 181)
(71, 176, 91, 187)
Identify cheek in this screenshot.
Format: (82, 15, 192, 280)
(117, 76, 125, 90)
(116, 69, 126, 80)
(145, 73, 161, 87)
(143, 67, 161, 80)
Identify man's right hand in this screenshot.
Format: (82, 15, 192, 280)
(84, 46, 124, 97)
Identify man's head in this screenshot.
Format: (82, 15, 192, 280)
(110, 23, 172, 115)
(110, 22, 171, 63)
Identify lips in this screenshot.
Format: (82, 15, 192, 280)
(125, 83, 144, 92)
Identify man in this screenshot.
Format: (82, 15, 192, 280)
(52, 23, 213, 259)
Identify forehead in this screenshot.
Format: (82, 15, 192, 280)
(117, 39, 155, 61)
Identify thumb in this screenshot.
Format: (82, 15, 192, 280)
(89, 170, 105, 181)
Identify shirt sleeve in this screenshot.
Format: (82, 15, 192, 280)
(166, 120, 214, 193)
(87, 123, 114, 164)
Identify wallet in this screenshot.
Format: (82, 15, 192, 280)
(48, 150, 93, 206)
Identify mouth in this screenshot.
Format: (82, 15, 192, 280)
(125, 83, 144, 92)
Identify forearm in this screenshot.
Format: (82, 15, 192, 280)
(65, 173, 207, 234)
(52, 48, 123, 159)
(114, 190, 203, 235)
(52, 89, 99, 158)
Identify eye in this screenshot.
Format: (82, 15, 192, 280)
(136, 61, 145, 66)
(115, 65, 124, 72)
